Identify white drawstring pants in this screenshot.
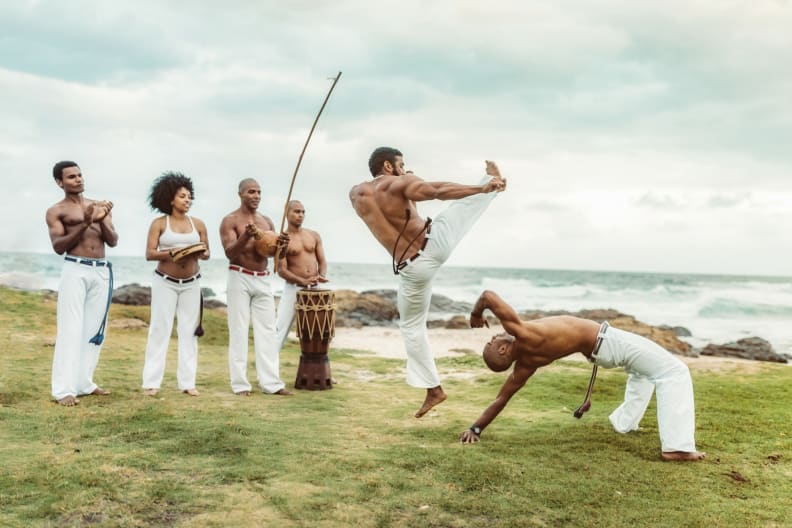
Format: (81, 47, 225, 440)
(52, 259, 111, 400)
(141, 272, 201, 391)
(397, 176, 500, 388)
(594, 327, 698, 453)
(226, 270, 284, 394)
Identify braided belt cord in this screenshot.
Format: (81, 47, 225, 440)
(294, 300, 337, 340)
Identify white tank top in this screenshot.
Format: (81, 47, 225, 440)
(158, 215, 200, 250)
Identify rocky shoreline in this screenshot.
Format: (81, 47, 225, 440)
(108, 284, 791, 364)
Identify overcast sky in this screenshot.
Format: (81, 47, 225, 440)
(1, 1, 790, 276)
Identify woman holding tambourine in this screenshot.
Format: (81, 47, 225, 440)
(141, 171, 210, 397)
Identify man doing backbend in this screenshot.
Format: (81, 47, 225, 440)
(45, 161, 118, 406)
(350, 147, 506, 418)
(459, 290, 705, 461)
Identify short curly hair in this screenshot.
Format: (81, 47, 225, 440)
(148, 171, 194, 215)
(368, 146, 402, 177)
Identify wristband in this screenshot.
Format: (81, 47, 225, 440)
(470, 425, 482, 436)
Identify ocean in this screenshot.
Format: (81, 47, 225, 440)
(1, 251, 791, 356)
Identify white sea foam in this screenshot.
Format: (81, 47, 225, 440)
(2, 252, 790, 355)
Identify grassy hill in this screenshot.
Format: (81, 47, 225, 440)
(0, 286, 790, 527)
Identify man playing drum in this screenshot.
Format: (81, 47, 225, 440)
(350, 147, 506, 418)
(45, 161, 118, 406)
(219, 178, 291, 396)
(274, 200, 328, 352)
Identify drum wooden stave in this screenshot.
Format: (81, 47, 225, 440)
(293, 289, 335, 390)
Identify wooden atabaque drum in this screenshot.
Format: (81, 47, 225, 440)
(293, 289, 335, 390)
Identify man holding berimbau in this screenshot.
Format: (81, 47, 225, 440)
(459, 290, 705, 462)
(220, 178, 291, 396)
(273, 200, 328, 351)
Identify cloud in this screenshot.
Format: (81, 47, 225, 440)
(1, 1, 791, 276)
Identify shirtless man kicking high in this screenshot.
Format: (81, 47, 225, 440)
(460, 290, 705, 462)
(274, 200, 328, 351)
(46, 161, 118, 406)
(350, 147, 506, 418)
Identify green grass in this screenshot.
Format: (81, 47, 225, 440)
(0, 286, 790, 527)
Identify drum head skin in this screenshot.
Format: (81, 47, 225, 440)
(172, 242, 207, 262)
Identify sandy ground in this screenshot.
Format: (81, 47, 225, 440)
(326, 325, 776, 374)
(331, 325, 500, 359)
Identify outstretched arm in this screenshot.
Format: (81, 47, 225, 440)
(460, 363, 536, 443)
(470, 290, 525, 338)
(401, 176, 502, 202)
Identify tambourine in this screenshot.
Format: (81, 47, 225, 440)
(171, 242, 207, 262)
(253, 229, 279, 258)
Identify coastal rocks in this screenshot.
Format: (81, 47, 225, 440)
(658, 325, 693, 337)
(443, 315, 472, 329)
(339, 290, 473, 327)
(334, 289, 399, 327)
(520, 308, 694, 356)
(428, 294, 473, 314)
(700, 337, 788, 363)
(112, 284, 225, 308)
(112, 284, 151, 305)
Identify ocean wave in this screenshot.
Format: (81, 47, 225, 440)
(698, 298, 792, 318)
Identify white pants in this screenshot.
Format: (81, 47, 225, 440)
(52, 259, 111, 400)
(398, 176, 499, 388)
(141, 272, 201, 391)
(275, 281, 299, 351)
(594, 327, 697, 452)
(227, 270, 284, 393)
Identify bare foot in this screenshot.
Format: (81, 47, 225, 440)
(273, 388, 293, 396)
(485, 160, 502, 178)
(661, 451, 706, 462)
(235, 390, 252, 396)
(183, 388, 200, 396)
(415, 386, 447, 418)
(91, 387, 111, 396)
(56, 395, 80, 406)
(143, 389, 159, 397)
(484, 160, 506, 192)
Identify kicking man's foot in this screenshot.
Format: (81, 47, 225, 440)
(142, 389, 159, 397)
(183, 388, 200, 397)
(415, 386, 447, 418)
(235, 390, 252, 396)
(661, 451, 706, 462)
(90, 387, 111, 396)
(56, 395, 79, 406)
(484, 160, 506, 192)
(485, 160, 502, 178)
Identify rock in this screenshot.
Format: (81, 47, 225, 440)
(658, 325, 692, 337)
(112, 284, 151, 305)
(334, 289, 399, 327)
(202, 298, 226, 309)
(444, 315, 471, 329)
(361, 289, 397, 303)
(429, 294, 473, 314)
(201, 287, 216, 298)
(700, 337, 788, 363)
